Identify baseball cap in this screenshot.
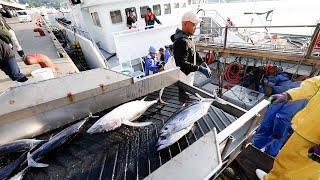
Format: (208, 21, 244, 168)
(181, 11, 201, 24)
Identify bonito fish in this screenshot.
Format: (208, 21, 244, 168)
(0, 139, 46, 156)
(157, 94, 214, 151)
(87, 88, 165, 134)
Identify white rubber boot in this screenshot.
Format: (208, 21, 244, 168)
(256, 169, 267, 180)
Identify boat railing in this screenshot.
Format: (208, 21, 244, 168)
(195, 24, 319, 57)
(66, 24, 110, 67)
(114, 23, 179, 37)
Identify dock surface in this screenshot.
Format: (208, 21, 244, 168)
(0, 15, 78, 93)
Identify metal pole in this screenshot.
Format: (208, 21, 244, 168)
(221, 135, 234, 159)
(306, 23, 320, 59)
(223, 26, 228, 49)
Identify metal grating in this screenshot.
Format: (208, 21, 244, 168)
(17, 84, 237, 180)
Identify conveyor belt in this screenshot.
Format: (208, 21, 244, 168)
(2, 84, 237, 180)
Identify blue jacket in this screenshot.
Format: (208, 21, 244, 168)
(164, 49, 171, 63)
(144, 55, 159, 76)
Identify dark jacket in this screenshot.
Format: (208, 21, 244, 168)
(171, 28, 202, 75)
(0, 38, 14, 62)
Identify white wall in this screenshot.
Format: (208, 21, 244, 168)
(203, 0, 320, 35)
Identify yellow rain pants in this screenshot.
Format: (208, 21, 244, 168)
(265, 132, 320, 180)
(266, 76, 320, 179)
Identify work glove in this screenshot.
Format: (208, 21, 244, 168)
(18, 50, 25, 58)
(308, 145, 320, 163)
(270, 93, 289, 104)
(198, 65, 212, 78)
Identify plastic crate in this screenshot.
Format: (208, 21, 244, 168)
(222, 85, 265, 110)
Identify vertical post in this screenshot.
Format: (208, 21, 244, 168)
(306, 23, 320, 59)
(221, 135, 235, 159)
(223, 26, 228, 49)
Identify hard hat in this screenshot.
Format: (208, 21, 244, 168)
(149, 46, 157, 54)
(181, 11, 201, 24)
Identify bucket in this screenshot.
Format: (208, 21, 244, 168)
(31, 68, 54, 81)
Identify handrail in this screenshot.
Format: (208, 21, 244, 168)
(221, 25, 317, 29)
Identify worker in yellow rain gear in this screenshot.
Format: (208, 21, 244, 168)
(256, 75, 320, 180)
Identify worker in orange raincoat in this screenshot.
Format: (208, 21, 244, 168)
(256, 76, 320, 179)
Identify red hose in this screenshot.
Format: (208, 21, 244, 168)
(224, 62, 242, 84)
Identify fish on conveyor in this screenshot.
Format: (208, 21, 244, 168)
(87, 88, 166, 134)
(0, 139, 46, 156)
(0, 117, 89, 180)
(156, 93, 214, 151)
(25, 119, 87, 168)
(0, 152, 27, 180)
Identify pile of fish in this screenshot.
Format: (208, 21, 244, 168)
(0, 88, 218, 179)
(0, 119, 87, 180)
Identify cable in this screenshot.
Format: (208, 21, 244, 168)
(224, 62, 242, 84)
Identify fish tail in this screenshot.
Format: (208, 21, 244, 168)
(158, 88, 167, 104)
(27, 152, 48, 168)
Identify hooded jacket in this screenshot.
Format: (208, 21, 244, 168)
(171, 28, 202, 75)
(286, 76, 320, 144)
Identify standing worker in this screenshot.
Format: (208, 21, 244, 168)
(171, 11, 211, 78)
(144, 7, 161, 29)
(256, 76, 320, 179)
(0, 36, 27, 82)
(126, 9, 137, 29)
(0, 14, 25, 58)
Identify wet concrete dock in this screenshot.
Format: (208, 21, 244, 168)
(0, 14, 78, 92)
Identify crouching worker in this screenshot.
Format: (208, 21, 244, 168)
(0, 39, 27, 82)
(256, 76, 320, 180)
(144, 46, 160, 76)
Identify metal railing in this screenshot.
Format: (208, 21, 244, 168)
(195, 24, 319, 57)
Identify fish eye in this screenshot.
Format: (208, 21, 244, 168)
(160, 136, 166, 140)
(164, 127, 168, 130)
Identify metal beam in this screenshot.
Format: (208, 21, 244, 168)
(306, 23, 320, 59)
(196, 44, 320, 68)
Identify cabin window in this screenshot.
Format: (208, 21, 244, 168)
(110, 10, 122, 24)
(192, 0, 197, 4)
(188, 0, 191, 5)
(91, 12, 101, 27)
(164, 3, 171, 14)
(125, 7, 137, 21)
(140, 6, 149, 18)
(153, 4, 161, 16)
(174, 3, 179, 8)
(181, 3, 186, 8)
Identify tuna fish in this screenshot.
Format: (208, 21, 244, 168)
(25, 119, 87, 168)
(0, 152, 27, 180)
(87, 88, 165, 134)
(0, 139, 46, 156)
(156, 94, 214, 151)
(0, 117, 89, 180)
